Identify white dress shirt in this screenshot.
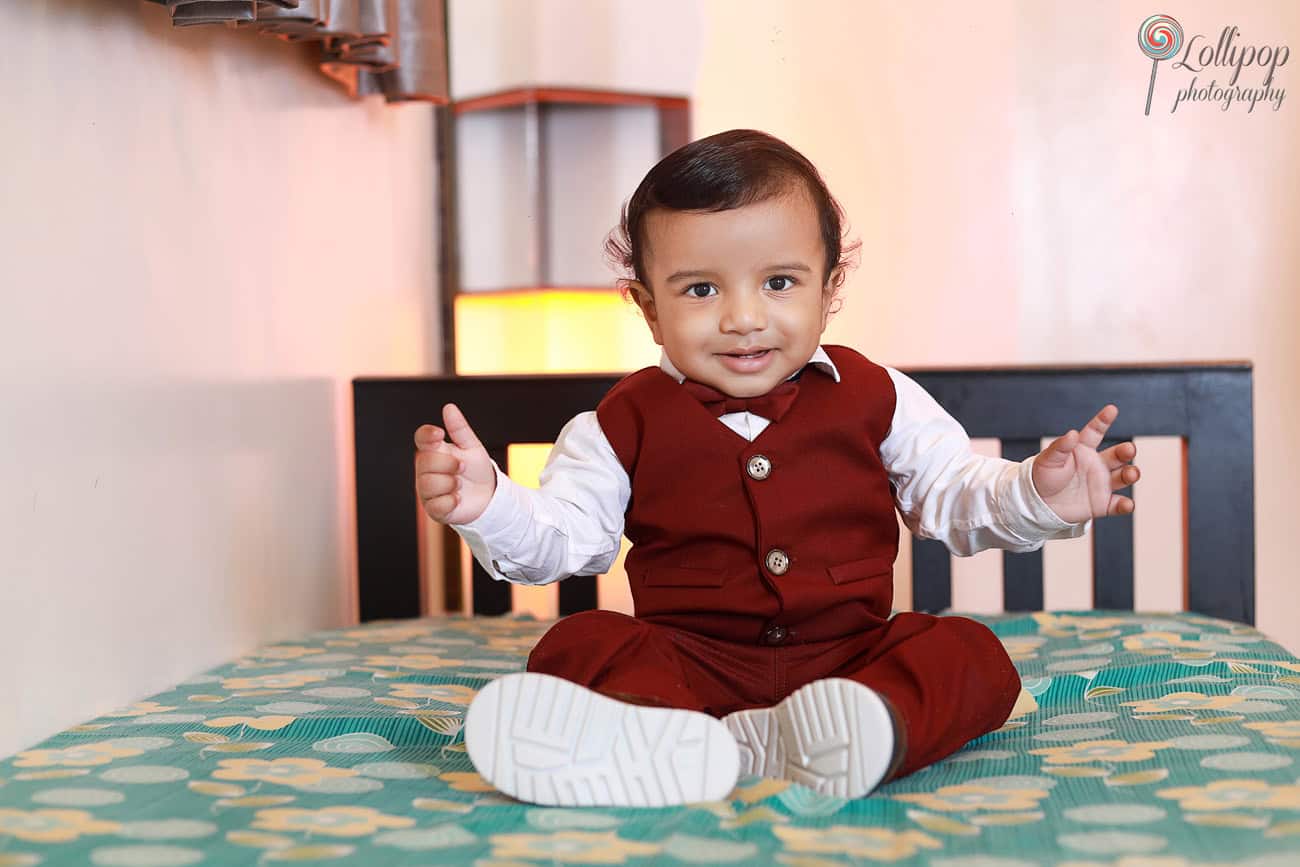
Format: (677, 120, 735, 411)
(453, 346, 1090, 586)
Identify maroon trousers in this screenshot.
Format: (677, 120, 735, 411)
(527, 610, 1021, 781)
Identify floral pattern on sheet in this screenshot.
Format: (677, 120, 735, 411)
(2, 610, 1300, 866)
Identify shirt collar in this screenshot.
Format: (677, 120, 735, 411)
(659, 345, 841, 385)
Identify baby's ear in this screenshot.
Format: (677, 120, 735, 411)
(626, 280, 653, 313)
(821, 271, 843, 319)
(626, 281, 664, 344)
(825, 264, 846, 293)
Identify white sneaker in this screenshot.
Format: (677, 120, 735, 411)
(464, 672, 740, 807)
(722, 678, 895, 798)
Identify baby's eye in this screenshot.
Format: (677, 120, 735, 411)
(685, 283, 718, 298)
(765, 275, 795, 292)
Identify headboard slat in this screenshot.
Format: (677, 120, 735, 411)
(1185, 368, 1256, 624)
(354, 363, 1254, 625)
(910, 539, 952, 613)
(1000, 437, 1046, 611)
(559, 575, 599, 617)
(1093, 437, 1137, 611)
(468, 445, 514, 616)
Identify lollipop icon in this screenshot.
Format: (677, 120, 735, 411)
(1139, 14, 1183, 115)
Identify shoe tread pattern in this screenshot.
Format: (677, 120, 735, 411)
(465, 672, 738, 807)
(778, 678, 892, 797)
(724, 678, 893, 798)
(724, 705, 784, 777)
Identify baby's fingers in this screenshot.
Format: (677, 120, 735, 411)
(1108, 493, 1136, 516)
(1110, 464, 1140, 489)
(442, 403, 485, 451)
(423, 492, 461, 522)
(1077, 404, 1118, 450)
(416, 469, 460, 503)
(1100, 439, 1137, 469)
(414, 424, 446, 451)
(415, 449, 461, 478)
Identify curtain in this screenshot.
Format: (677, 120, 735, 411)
(144, 0, 449, 104)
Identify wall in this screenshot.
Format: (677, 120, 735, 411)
(691, 0, 1299, 650)
(0, 0, 437, 755)
(446, 0, 1300, 653)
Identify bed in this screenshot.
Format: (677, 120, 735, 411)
(5, 361, 1293, 867)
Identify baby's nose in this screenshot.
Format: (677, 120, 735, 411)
(720, 293, 767, 332)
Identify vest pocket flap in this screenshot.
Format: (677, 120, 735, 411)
(827, 556, 894, 585)
(643, 566, 726, 588)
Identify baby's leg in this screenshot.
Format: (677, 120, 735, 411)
(720, 615, 1017, 797)
(524, 609, 716, 710)
(464, 610, 739, 807)
(814, 612, 1021, 781)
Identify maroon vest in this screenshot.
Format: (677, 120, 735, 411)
(595, 345, 899, 645)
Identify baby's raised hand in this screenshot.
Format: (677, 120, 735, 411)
(1032, 404, 1141, 525)
(414, 404, 497, 525)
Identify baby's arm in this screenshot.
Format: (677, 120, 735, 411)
(879, 368, 1089, 556)
(415, 407, 627, 585)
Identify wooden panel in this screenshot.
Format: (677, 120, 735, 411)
(559, 575, 599, 616)
(354, 374, 620, 622)
(355, 364, 1255, 625)
(433, 102, 460, 375)
(470, 445, 514, 616)
(455, 86, 690, 114)
(911, 539, 951, 613)
(1093, 437, 1135, 611)
(1185, 368, 1255, 624)
(658, 101, 691, 153)
(1000, 438, 1044, 611)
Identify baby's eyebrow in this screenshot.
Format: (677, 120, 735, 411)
(665, 268, 717, 284)
(665, 262, 812, 283)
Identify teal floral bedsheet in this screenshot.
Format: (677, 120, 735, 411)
(3, 610, 1300, 866)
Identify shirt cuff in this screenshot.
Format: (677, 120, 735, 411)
(1000, 456, 1091, 543)
(450, 463, 535, 583)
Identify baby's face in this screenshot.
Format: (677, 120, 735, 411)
(634, 188, 833, 399)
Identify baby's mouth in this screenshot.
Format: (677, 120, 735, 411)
(716, 348, 776, 372)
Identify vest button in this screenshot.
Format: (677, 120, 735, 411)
(761, 625, 788, 646)
(765, 548, 790, 575)
(746, 454, 772, 480)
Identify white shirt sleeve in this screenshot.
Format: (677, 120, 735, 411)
(880, 366, 1091, 556)
(449, 411, 629, 586)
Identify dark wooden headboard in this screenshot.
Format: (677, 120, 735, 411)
(353, 362, 1254, 625)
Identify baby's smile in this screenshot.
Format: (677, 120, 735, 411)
(716, 347, 776, 375)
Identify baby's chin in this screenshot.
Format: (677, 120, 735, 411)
(702, 366, 802, 398)
(718, 379, 793, 398)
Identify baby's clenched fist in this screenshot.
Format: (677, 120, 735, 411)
(414, 403, 497, 525)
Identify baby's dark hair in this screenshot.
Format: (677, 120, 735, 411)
(605, 129, 859, 299)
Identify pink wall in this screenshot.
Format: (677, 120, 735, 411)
(446, 0, 1297, 650)
(0, 1, 436, 755)
(443, 1, 1296, 652)
(691, 0, 1299, 650)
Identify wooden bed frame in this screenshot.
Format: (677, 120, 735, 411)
(353, 362, 1255, 625)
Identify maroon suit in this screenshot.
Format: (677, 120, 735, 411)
(526, 346, 1020, 779)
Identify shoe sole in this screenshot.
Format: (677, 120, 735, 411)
(723, 678, 894, 797)
(464, 672, 740, 807)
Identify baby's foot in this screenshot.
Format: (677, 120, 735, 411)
(722, 678, 895, 797)
(464, 672, 739, 807)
